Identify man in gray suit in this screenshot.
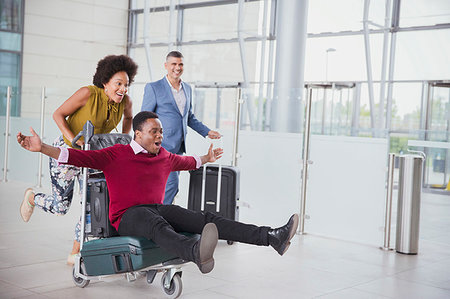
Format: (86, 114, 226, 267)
(142, 51, 220, 205)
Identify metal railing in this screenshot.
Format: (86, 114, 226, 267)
(2, 86, 47, 185)
(2, 87, 12, 182)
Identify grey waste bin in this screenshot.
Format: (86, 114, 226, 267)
(395, 154, 424, 255)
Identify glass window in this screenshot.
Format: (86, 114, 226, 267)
(0, 52, 21, 116)
(0, 0, 23, 117)
(183, 4, 239, 41)
(304, 34, 384, 82)
(178, 43, 244, 82)
(390, 82, 423, 132)
(0, 31, 21, 51)
(308, 0, 366, 34)
(395, 30, 450, 80)
(0, 0, 22, 31)
(400, 0, 450, 27)
(135, 10, 171, 45)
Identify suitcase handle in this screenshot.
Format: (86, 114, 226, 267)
(111, 253, 133, 273)
(201, 137, 223, 213)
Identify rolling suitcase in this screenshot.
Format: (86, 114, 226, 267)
(188, 164, 240, 223)
(81, 236, 185, 276)
(86, 177, 118, 238)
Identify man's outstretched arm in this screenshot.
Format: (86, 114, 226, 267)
(17, 127, 60, 159)
(18, 127, 113, 171)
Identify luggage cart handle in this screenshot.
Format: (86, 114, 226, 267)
(72, 120, 94, 149)
(76, 121, 94, 251)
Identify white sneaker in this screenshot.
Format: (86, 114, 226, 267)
(20, 188, 35, 222)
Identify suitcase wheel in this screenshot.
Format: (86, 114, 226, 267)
(72, 262, 90, 288)
(160, 271, 182, 299)
(227, 240, 234, 245)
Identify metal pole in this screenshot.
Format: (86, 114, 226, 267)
(232, 87, 243, 167)
(264, 0, 276, 131)
(321, 88, 327, 134)
(79, 143, 90, 251)
(351, 83, 361, 136)
(256, 0, 268, 131)
(329, 83, 335, 134)
(385, 0, 400, 132)
(168, 0, 176, 52)
(363, 0, 376, 137)
(299, 87, 313, 234)
(2, 86, 12, 182)
(37, 87, 46, 187)
(143, 0, 153, 81)
(382, 153, 395, 250)
(237, 0, 255, 130)
(378, 0, 392, 136)
(215, 88, 221, 129)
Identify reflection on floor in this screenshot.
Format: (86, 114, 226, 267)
(1, 181, 449, 299)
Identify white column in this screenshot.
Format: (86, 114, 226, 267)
(270, 0, 309, 133)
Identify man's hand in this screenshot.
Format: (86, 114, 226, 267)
(201, 144, 223, 165)
(207, 130, 221, 139)
(17, 127, 61, 159)
(17, 128, 42, 152)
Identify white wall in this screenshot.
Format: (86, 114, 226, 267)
(21, 0, 129, 119)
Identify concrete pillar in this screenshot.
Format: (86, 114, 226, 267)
(270, 0, 309, 133)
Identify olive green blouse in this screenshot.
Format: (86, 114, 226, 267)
(63, 85, 126, 147)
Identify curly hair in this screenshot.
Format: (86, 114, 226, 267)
(92, 55, 138, 88)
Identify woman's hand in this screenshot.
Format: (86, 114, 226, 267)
(74, 139, 85, 147)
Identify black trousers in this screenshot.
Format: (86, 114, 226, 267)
(118, 204, 270, 262)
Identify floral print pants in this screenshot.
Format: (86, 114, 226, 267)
(34, 136, 83, 242)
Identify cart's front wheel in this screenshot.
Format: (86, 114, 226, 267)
(160, 272, 182, 299)
(72, 262, 90, 288)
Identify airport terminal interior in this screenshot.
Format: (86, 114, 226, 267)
(1, 0, 449, 298)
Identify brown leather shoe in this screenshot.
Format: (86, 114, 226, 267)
(20, 188, 35, 222)
(193, 223, 218, 274)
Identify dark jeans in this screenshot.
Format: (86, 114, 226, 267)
(118, 204, 270, 262)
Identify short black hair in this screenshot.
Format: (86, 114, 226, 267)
(133, 111, 159, 133)
(166, 51, 183, 60)
(92, 55, 138, 88)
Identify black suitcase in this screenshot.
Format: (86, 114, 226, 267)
(188, 164, 240, 222)
(86, 177, 118, 238)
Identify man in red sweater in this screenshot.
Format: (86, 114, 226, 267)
(17, 111, 299, 274)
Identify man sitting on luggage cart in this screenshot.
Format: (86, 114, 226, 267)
(17, 111, 299, 274)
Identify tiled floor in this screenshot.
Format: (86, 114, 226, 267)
(1, 180, 449, 298)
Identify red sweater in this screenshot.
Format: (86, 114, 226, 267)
(65, 145, 197, 229)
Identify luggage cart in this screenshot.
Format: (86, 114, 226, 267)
(71, 121, 193, 299)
